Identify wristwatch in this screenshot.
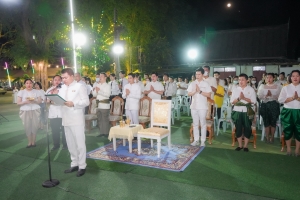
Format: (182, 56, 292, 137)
(199, 91, 202, 94)
(237, 97, 240, 101)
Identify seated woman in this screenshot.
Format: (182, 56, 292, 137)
(258, 73, 282, 143)
(278, 70, 300, 156)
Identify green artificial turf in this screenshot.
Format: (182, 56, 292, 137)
(0, 93, 299, 200)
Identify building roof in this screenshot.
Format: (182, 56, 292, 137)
(204, 24, 289, 63)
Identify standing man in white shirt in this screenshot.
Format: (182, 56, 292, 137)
(176, 76, 187, 96)
(187, 68, 212, 147)
(144, 72, 164, 99)
(203, 66, 217, 99)
(169, 76, 177, 97)
(93, 72, 111, 137)
(93, 73, 100, 88)
(163, 73, 173, 100)
(74, 73, 86, 85)
(119, 70, 128, 95)
(230, 73, 257, 152)
(109, 73, 120, 101)
(58, 68, 89, 177)
(134, 73, 144, 97)
(122, 73, 141, 124)
(46, 75, 67, 151)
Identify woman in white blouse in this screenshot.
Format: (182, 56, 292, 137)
(17, 79, 42, 148)
(258, 73, 281, 143)
(278, 70, 300, 156)
(34, 82, 46, 129)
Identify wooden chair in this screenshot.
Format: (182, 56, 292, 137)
(137, 100, 172, 158)
(189, 98, 215, 144)
(138, 96, 152, 128)
(85, 97, 97, 133)
(231, 104, 257, 148)
(109, 96, 124, 126)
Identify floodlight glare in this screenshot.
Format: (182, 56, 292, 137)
(227, 3, 231, 7)
(113, 44, 124, 55)
(187, 49, 198, 59)
(74, 33, 86, 47)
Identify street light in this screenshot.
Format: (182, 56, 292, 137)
(187, 49, 198, 60)
(227, 3, 231, 8)
(112, 43, 124, 74)
(74, 33, 86, 71)
(69, 0, 77, 72)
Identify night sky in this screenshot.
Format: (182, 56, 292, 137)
(186, 0, 300, 58)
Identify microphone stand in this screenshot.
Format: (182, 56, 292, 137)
(42, 86, 60, 188)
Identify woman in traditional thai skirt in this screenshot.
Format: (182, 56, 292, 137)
(257, 73, 282, 143)
(278, 70, 300, 156)
(17, 79, 42, 148)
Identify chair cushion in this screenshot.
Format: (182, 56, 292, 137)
(139, 116, 150, 123)
(138, 127, 169, 136)
(109, 115, 121, 121)
(85, 114, 97, 120)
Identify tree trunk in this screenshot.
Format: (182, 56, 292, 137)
(34, 60, 48, 90)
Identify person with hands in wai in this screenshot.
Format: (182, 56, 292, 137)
(58, 68, 90, 177)
(122, 73, 141, 124)
(257, 73, 281, 143)
(144, 72, 164, 99)
(17, 79, 42, 148)
(187, 68, 212, 147)
(230, 74, 257, 152)
(278, 70, 300, 156)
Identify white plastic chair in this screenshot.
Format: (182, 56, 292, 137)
(217, 105, 234, 135)
(172, 96, 181, 120)
(181, 96, 190, 116)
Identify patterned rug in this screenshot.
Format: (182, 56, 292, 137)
(87, 140, 204, 172)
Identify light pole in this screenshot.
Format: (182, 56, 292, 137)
(69, 0, 77, 72)
(74, 33, 87, 72)
(112, 43, 124, 74)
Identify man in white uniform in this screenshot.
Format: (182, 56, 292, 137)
(93, 72, 111, 137)
(59, 68, 89, 177)
(134, 73, 144, 97)
(169, 76, 177, 97)
(122, 73, 141, 124)
(230, 73, 257, 152)
(119, 70, 128, 95)
(74, 73, 86, 85)
(163, 73, 173, 100)
(228, 76, 239, 96)
(109, 73, 120, 101)
(93, 74, 100, 88)
(188, 68, 212, 147)
(176, 76, 188, 96)
(144, 72, 164, 99)
(203, 66, 217, 99)
(46, 75, 67, 151)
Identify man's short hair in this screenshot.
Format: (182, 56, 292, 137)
(234, 76, 238, 79)
(135, 73, 140, 77)
(195, 67, 204, 74)
(128, 73, 135, 78)
(239, 73, 248, 80)
(203, 65, 210, 70)
(119, 70, 125, 75)
(144, 73, 149, 76)
(213, 71, 220, 75)
(110, 73, 116, 77)
(169, 76, 174, 79)
(61, 68, 74, 76)
(280, 72, 285, 76)
(163, 73, 169, 77)
(100, 72, 107, 77)
(151, 71, 158, 76)
(53, 75, 61, 80)
(266, 73, 275, 78)
(178, 76, 182, 79)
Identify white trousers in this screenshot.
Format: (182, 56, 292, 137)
(191, 109, 207, 142)
(125, 110, 139, 124)
(64, 125, 87, 169)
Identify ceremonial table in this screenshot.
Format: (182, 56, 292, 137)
(108, 124, 143, 153)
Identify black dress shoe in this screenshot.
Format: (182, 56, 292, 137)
(77, 169, 86, 177)
(64, 166, 79, 173)
(32, 144, 36, 147)
(235, 147, 243, 151)
(244, 148, 249, 152)
(26, 145, 32, 148)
